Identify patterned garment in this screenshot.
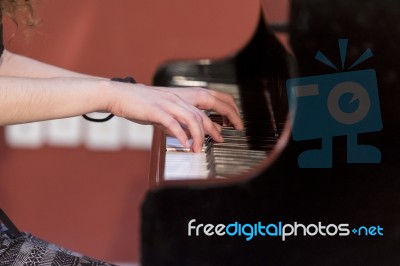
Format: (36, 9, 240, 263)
(0, 225, 115, 266)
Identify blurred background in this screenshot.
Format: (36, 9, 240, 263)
(0, 0, 288, 264)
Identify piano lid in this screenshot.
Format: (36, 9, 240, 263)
(142, 0, 400, 264)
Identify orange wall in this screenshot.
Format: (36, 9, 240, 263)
(6, 0, 262, 83)
(0, 0, 288, 263)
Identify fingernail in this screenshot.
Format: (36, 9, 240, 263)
(185, 140, 191, 148)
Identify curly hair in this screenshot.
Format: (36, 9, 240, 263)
(0, 0, 37, 27)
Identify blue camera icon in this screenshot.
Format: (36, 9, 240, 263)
(287, 69, 382, 168)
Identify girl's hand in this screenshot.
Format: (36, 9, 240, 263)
(109, 83, 243, 153)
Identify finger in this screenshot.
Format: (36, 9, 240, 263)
(213, 122, 222, 133)
(156, 113, 190, 149)
(186, 109, 224, 144)
(186, 111, 205, 153)
(211, 123, 223, 143)
(183, 122, 224, 142)
(205, 97, 243, 130)
(208, 90, 240, 115)
(153, 92, 206, 152)
(164, 102, 205, 153)
(193, 90, 243, 130)
(196, 110, 223, 143)
(172, 101, 206, 152)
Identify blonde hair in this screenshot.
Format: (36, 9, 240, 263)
(0, 0, 37, 28)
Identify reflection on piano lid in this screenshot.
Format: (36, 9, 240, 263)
(148, 10, 293, 187)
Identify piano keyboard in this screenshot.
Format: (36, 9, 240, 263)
(164, 83, 282, 180)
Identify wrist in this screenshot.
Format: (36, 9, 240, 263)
(84, 76, 137, 122)
(96, 79, 117, 113)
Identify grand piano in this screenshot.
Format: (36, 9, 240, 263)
(141, 0, 400, 265)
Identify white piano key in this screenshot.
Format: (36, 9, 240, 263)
(165, 152, 209, 180)
(166, 136, 193, 151)
(5, 122, 44, 148)
(45, 117, 81, 147)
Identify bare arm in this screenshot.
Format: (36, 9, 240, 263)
(0, 50, 243, 152)
(0, 49, 98, 78)
(0, 76, 111, 124)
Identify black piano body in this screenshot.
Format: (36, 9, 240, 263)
(141, 0, 400, 265)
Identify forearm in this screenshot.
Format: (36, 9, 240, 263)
(0, 76, 112, 125)
(0, 50, 116, 126)
(0, 49, 100, 78)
